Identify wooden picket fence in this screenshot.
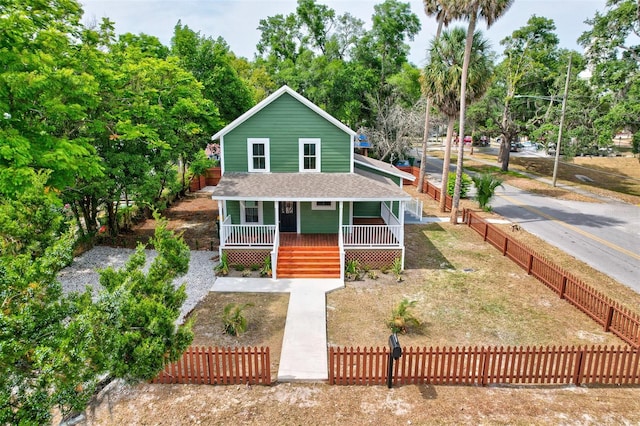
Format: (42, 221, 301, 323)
(463, 209, 640, 349)
(329, 345, 640, 386)
(152, 346, 271, 385)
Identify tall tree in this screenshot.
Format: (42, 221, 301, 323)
(450, 0, 513, 223)
(172, 22, 252, 124)
(0, 0, 103, 195)
(422, 27, 492, 212)
(0, 174, 193, 423)
(417, 0, 457, 193)
(496, 15, 561, 170)
(579, 0, 640, 152)
(0, 173, 96, 424)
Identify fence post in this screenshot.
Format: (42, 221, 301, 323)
(481, 347, 490, 386)
(559, 277, 568, 299)
(604, 304, 615, 332)
(328, 347, 334, 385)
(573, 348, 585, 386)
(526, 254, 534, 275)
(502, 235, 508, 255)
(483, 223, 488, 241)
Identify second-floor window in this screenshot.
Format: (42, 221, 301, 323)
(299, 138, 321, 172)
(248, 138, 270, 172)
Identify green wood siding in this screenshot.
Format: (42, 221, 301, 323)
(354, 201, 381, 217)
(223, 93, 351, 173)
(226, 200, 240, 223)
(226, 200, 274, 224)
(263, 201, 275, 225)
(300, 202, 339, 233)
(354, 163, 402, 186)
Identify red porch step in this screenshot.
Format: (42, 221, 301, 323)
(276, 246, 341, 279)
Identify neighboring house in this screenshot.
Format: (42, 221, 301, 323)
(210, 85, 415, 279)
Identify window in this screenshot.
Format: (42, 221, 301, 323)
(248, 138, 270, 172)
(241, 201, 263, 224)
(299, 138, 321, 172)
(312, 201, 335, 210)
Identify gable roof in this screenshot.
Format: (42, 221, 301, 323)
(211, 85, 357, 141)
(354, 153, 415, 182)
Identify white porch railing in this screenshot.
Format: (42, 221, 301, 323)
(219, 216, 276, 247)
(381, 202, 403, 245)
(341, 225, 402, 247)
(406, 198, 423, 221)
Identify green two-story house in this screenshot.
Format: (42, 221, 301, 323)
(211, 85, 414, 279)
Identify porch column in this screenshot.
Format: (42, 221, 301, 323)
(217, 200, 224, 260)
(338, 201, 344, 281)
(272, 201, 279, 280)
(400, 200, 406, 270)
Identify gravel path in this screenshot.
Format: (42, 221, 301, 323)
(58, 246, 217, 323)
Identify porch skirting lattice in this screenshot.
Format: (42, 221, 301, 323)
(345, 249, 402, 269)
(223, 249, 272, 267)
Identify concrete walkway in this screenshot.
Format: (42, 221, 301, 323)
(211, 277, 343, 382)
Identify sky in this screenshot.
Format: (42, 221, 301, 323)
(80, 0, 607, 66)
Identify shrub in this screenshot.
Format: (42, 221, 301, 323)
(214, 252, 229, 276)
(447, 173, 472, 197)
(222, 303, 254, 336)
(391, 257, 403, 282)
(472, 173, 504, 211)
(260, 255, 272, 277)
(387, 298, 420, 334)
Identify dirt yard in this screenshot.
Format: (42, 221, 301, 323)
(81, 185, 640, 425)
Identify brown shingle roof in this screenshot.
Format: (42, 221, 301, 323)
(211, 172, 410, 201)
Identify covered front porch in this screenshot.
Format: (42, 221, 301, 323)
(212, 171, 411, 279)
(217, 200, 405, 280)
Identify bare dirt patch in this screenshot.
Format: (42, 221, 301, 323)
(99, 195, 219, 251)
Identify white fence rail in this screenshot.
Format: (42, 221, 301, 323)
(406, 198, 423, 221)
(220, 217, 276, 247)
(341, 225, 402, 247)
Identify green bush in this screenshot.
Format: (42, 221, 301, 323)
(472, 173, 503, 211)
(387, 298, 420, 334)
(222, 303, 254, 336)
(447, 173, 472, 197)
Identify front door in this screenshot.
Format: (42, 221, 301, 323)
(279, 201, 297, 232)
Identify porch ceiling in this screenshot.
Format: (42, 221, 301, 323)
(211, 170, 410, 201)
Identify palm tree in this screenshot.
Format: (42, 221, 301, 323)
(417, 0, 456, 193)
(422, 27, 492, 212)
(450, 0, 514, 223)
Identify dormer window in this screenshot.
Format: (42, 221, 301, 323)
(299, 138, 321, 172)
(248, 138, 270, 172)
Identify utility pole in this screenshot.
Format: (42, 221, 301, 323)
(552, 56, 572, 187)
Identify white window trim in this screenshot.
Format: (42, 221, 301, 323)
(247, 138, 270, 173)
(312, 201, 335, 210)
(299, 138, 321, 173)
(240, 201, 263, 224)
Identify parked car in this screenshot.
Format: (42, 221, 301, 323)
(509, 142, 523, 152)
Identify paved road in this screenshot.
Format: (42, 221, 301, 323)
(416, 152, 640, 293)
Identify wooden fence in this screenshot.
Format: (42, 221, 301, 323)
(152, 346, 271, 385)
(463, 209, 640, 349)
(397, 165, 452, 211)
(329, 345, 640, 386)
